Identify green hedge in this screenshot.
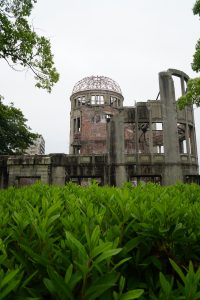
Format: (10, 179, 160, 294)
(1, 182, 200, 299)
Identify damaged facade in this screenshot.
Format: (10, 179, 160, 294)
(0, 69, 199, 188)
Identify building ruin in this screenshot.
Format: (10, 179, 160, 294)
(0, 69, 199, 188)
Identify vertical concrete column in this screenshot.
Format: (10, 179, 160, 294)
(111, 112, 127, 186)
(147, 103, 154, 156)
(51, 166, 66, 186)
(69, 113, 73, 154)
(180, 76, 191, 160)
(159, 71, 182, 185)
(104, 92, 110, 105)
(185, 110, 191, 161)
(181, 76, 186, 95)
(135, 104, 139, 175)
(191, 108, 198, 160)
(106, 119, 111, 185)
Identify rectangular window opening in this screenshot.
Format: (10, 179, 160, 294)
(77, 117, 81, 132)
(91, 96, 95, 105)
(73, 118, 76, 133)
(152, 122, 164, 153)
(138, 122, 150, 154)
(173, 76, 182, 100)
(178, 123, 187, 154)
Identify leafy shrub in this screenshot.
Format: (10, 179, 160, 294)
(0, 182, 200, 299)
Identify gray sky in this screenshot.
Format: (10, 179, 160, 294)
(1, 0, 200, 155)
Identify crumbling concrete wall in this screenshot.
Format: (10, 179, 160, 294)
(7, 156, 51, 187)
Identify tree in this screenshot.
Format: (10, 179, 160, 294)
(0, 97, 38, 154)
(178, 0, 200, 108)
(0, 0, 59, 92)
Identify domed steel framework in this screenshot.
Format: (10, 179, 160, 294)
(72, 76, 122, 95)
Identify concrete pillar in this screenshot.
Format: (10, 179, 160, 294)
(181, 76, 185, 95)
(51, 166, 66, 186)
(111, 112, 127, 186)
(159, 71, 182, 184)
(191, 108, 198, 160)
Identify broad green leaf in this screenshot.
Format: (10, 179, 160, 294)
(46, 268, 73, 300)
(0, 269, 19, 288)
(169, 258, 185, 283)
(123, 237, 141, 253)
(0, 279, 21, 300)
(91, 242, 112, 258)
(65, 231, 88, 259)
(150, 256, 162, 270)
(46, 202, 62, 217)
(94, 248, 122, 264)
(85, 273, 118, 300)
(0, 255, 6, 265)
(85, 225, 91, 250)
(120, 289, 144, 300)
(91, 225, 100, 248)
(19, 244, 49, 266)
(74, 261, 90, 275)
(112, 257, 132, 271)
(65, 264, 73, 284)
(21, 270, 38, 288)
(47, 214, 60, 227)
(113, 290, 119, 300)
(69, 272, 82, 290)
(119, 276, 126, 294)
(159, 272, 171, 295)
(43, 278, 56, 294)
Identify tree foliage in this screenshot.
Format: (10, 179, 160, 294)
(0, 0, 59, 92)
(178, 0, 200, 108)
(0, 97, 38, 154)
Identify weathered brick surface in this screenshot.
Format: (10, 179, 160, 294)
(80, 106, 119, 154)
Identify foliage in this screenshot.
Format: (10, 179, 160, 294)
(0, 97, 37, 154)
(0, 0, 59, 92)
(178, 0, 200, 108)
(1, 182, 200, 298)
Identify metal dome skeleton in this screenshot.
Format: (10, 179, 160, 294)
(72, 76, 122, 95)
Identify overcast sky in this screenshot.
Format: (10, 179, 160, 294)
(1, 0, 200, 155)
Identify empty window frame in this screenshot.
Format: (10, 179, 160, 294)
(138, 122, 150, 154)
(110, 96, 118, 106)
(177, 123, 187, 154)
(173, 76, 182, 100)
(73, 146, 81, 155)
(73, 118, 76, 133)
(172, 75, 187, 100)
(91, 95, 104, 105)
(124, 123, 136, 154)
(152, 122, 164, 153)
(93, 113, 107, 124)
(77, 117, 81, 132)
(152, 122, 163, 130)
(77, 96, 86, 106)
(73, 117, 81, 133)
(189, 125, 195, 155)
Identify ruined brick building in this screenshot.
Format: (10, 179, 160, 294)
(0, 69, 199, 188)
